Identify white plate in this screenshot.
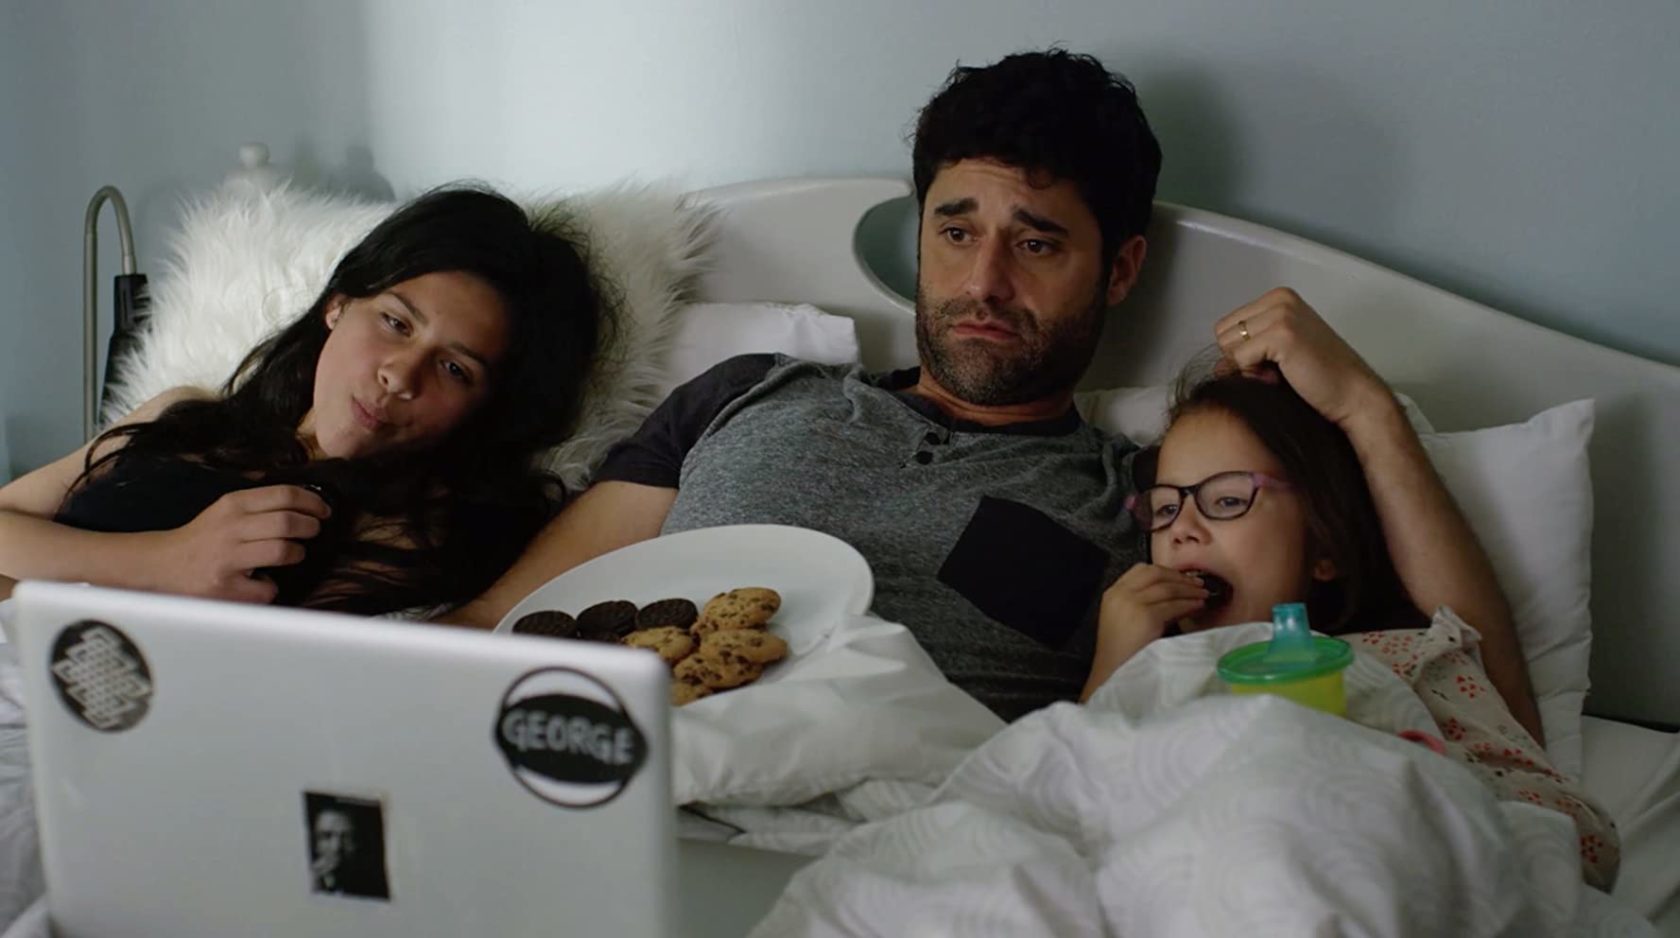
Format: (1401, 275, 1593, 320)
(494, 525, 874, 657)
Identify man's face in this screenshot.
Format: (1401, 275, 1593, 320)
(915, 158, 1141, 406)
(313, 809, 356, 869)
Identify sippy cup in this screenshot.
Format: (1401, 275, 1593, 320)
(1216, 602, 1353, 717)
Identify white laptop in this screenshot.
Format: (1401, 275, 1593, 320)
(8, 580, 675, 938)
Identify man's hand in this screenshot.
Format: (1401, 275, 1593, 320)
(1082, 563, 1208, 700)
(1213, 288, 1395, 431)
(145, 485, 331, 603)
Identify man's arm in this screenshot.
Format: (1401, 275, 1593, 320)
(1340, 398, 1543, 744)
(447, 354, 781, 630)
(1216, 289, 1545, 744)
(446, 481, 677, 630)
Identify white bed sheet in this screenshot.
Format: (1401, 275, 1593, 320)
(1580, 715, 1680, 933)
(748, 641, 1656, 938)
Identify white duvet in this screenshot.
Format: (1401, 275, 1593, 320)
(673, 618, 1657, 936)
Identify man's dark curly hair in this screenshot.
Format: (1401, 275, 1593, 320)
(912, 49, 1162, 264)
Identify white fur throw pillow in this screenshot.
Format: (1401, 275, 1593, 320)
(102, 182, 710, 491)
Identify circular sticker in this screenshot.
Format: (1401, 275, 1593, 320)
(49, 620, 155, 732)
(493, 667, 648, 809)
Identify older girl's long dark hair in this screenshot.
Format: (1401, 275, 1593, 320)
(76, 186, 610, 615)
(1160, 368, 1423, 634)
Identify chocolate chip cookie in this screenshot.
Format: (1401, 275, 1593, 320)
(691, 588, 782, 638)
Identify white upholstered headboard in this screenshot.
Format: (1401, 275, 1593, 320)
(692, 177, 1680, 728)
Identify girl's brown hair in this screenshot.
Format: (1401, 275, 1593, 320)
(1150, 367, 1424, 634)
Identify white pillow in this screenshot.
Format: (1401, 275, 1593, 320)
(102, 181, 711, 492)
(1419, 399, 1595, 777)
(1080, 385, 1594, 776)
(653, 302, 860, 400)
(1076, 385, 1172, 444)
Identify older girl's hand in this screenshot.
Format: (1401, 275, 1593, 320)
(146, 485, 332, 603)
(1083, 563, 1209, 700)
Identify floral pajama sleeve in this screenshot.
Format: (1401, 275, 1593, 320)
(1347, 609, 1620, 890)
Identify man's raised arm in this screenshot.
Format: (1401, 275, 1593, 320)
(1215, 289, 1544, 744)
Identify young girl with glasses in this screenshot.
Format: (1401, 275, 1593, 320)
(1082, 365, 1619, 888)
(1084, 369, 1420, 691)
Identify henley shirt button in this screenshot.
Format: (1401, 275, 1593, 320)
(923, 431, 942, 445)
(914, 450, 934, 465)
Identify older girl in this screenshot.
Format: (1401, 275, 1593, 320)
(0, 186, 606, 615)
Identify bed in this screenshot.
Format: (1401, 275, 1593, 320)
(4, 164, 1677, 935)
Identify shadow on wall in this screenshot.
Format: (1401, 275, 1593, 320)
(291, 141, 395, 202)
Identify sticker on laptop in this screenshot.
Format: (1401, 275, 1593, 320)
(49, 620, 154, 732)
(303, 791, 391, 901)
(494, 667, 648, 808)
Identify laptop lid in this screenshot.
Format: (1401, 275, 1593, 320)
(10, 581, 673, 938)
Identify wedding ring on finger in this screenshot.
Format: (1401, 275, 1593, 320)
(1238, 319, 1251, 342)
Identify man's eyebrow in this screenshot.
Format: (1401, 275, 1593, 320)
(932, 197, 977, 217)
(1013, 208, 1069, 237)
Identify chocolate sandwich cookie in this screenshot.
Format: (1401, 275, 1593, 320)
(1194, 572, 1233, 610)
(511, 610, 578, 639)
(578, 600, 639, 638)
(635, 598, 699, 632)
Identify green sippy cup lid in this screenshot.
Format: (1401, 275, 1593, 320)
(1217, 602, 1353, 685)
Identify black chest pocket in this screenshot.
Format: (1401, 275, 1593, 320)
(937, 495, 1109, 648)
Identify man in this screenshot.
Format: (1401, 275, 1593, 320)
(456, 50, 1543, 738)
(308, 799, 389, 899)
(455, 50, 1153, 720)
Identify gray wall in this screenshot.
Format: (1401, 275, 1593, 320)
(4, 0, 1677, 480)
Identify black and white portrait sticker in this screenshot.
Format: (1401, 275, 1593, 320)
(303, 792, 391, 901)
(494, 667, 648, 809)
(49, 620, 154, 732)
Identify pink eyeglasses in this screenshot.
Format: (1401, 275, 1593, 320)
(1126, 470, 1293, 533)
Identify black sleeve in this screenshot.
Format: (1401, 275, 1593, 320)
(592, 354, 779, 489)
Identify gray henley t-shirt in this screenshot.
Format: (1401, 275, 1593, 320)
(595, 354, 1145, 721)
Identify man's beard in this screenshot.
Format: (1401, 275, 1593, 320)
(914, 286, 1106, 407)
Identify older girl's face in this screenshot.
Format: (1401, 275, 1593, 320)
(1149, 408, 1334, 631)
(298, 271, 510, 460)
